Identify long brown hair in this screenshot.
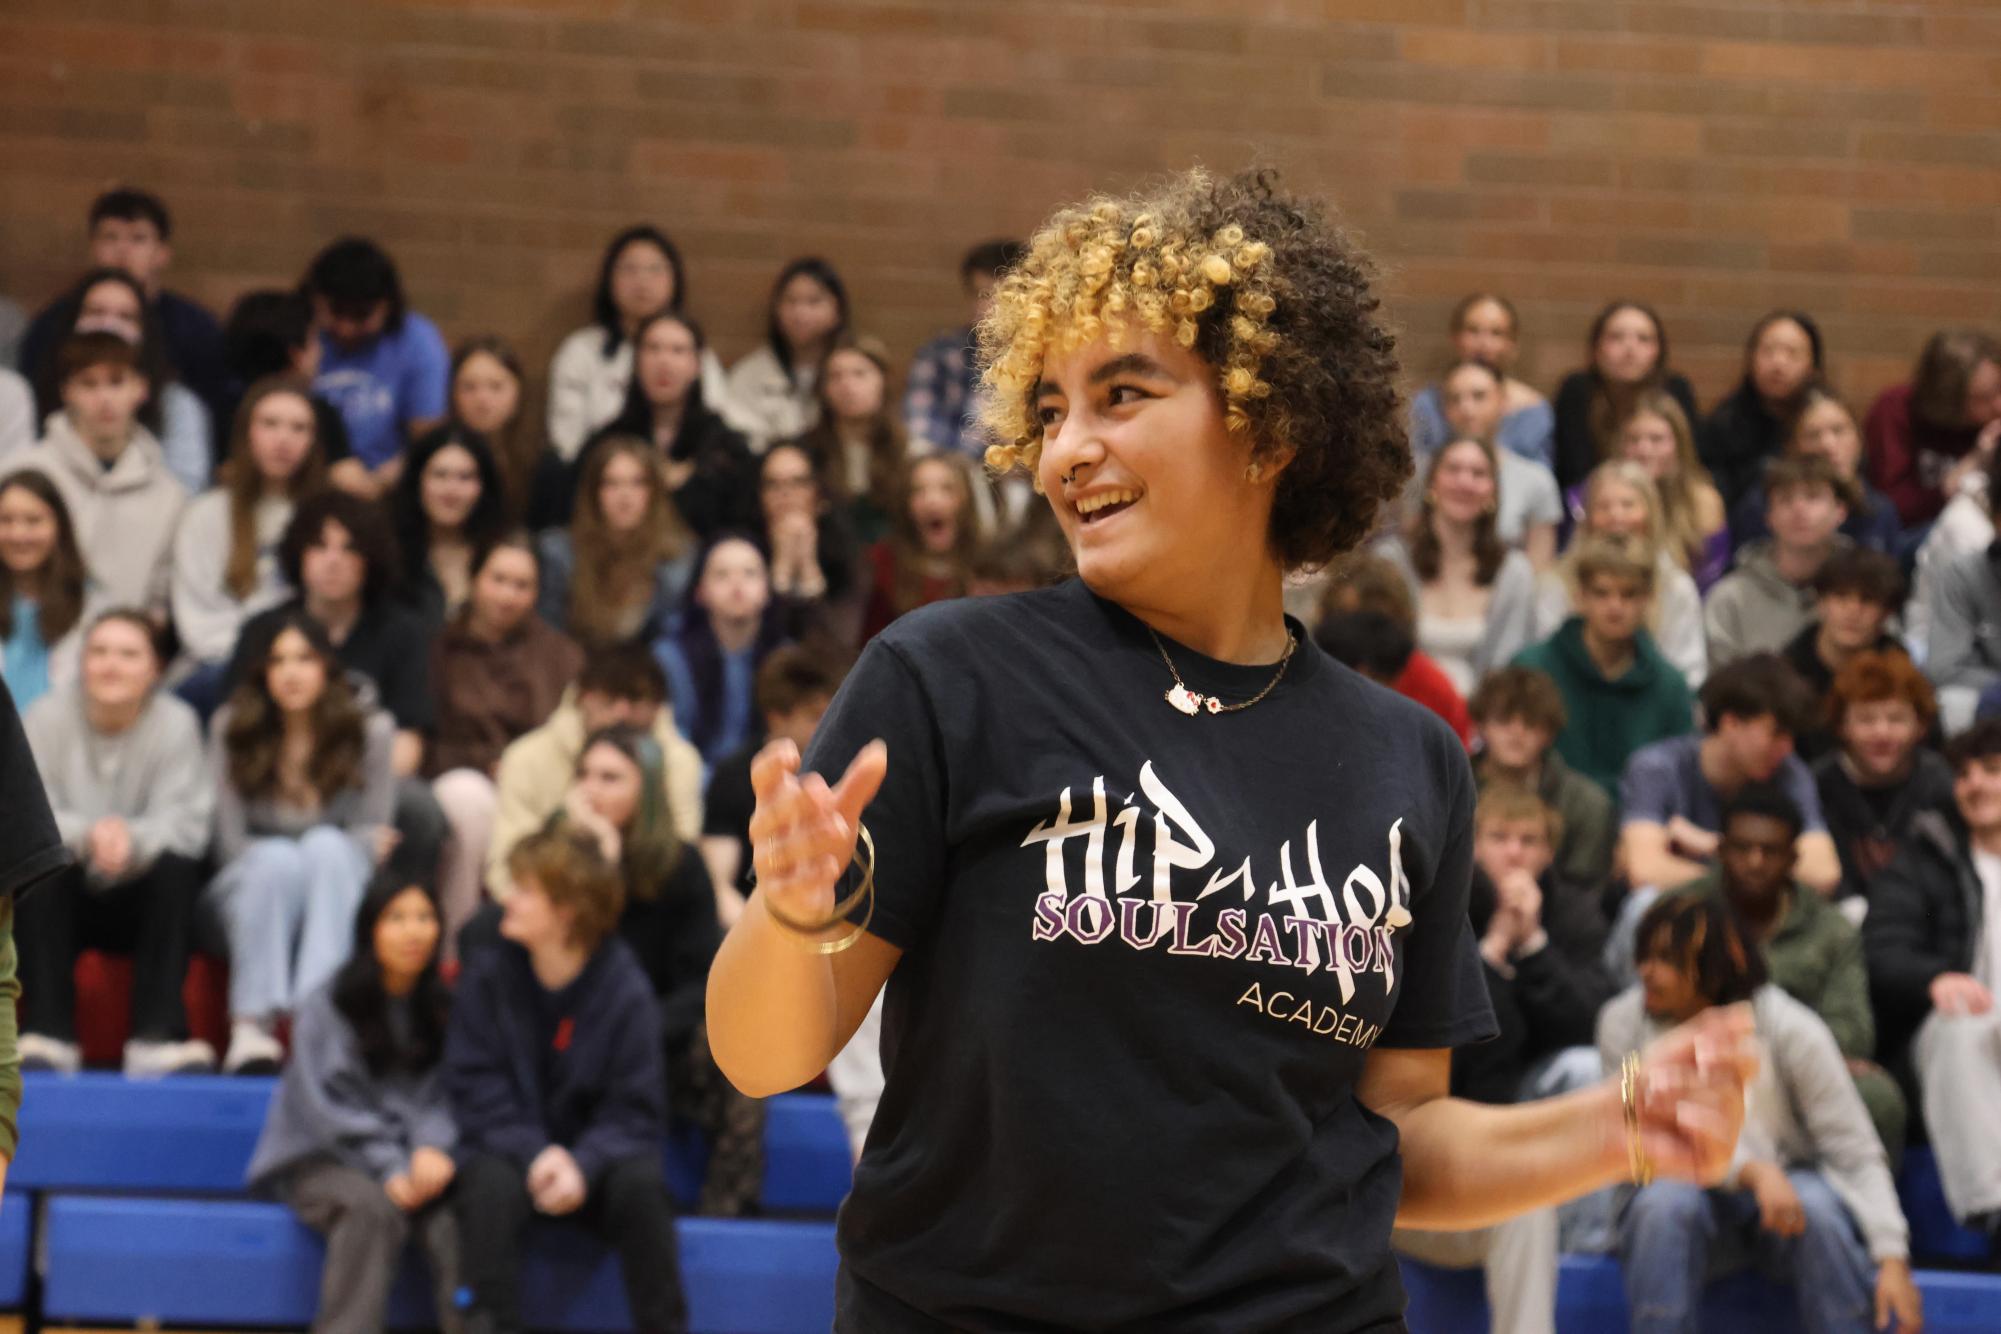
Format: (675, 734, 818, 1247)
(569, 435, 690, 647)
(0, 472, 88, 644)
(886, 452, 978, 616)
(222, 611, 366, 802)
(219, 377, 326, 600)
(800, 332, 904, 516)
(1617, 390, 1716, 572)
(451, 336, 539, 521)
(1407, 438, 1506, 585)
(1585, 299, 1673, 459)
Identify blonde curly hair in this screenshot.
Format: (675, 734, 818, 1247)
(977, 167, 1410, 569)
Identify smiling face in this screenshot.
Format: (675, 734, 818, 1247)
(1585, 477, 1650, 540)
(264, 627, 329, 714)
(1956, 753, 2001, 838)
(1594, 307, 1663, 385)
(906, 457, 968, 555)
(246, 390, 317, 486)
(637, 319, 700, 409)
(1840, 697, 1923, 782)
(1034, 331, 1272, 602)
(453, 350, 521, 437)
(0, 482, 59, 575)
(420, 443, 482, 532)
(1426, 439, 1497, 528)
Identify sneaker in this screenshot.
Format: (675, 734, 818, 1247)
(223, 1019, 283, 1075)
(18, 1034, 80, 1075)
(123, 1038, 218, 1078)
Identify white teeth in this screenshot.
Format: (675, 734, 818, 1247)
(1077, 488, 1139, 515)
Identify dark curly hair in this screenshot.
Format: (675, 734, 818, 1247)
(978, 167, 1408, 570)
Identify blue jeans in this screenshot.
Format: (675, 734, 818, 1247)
(1619, 1173, 1873, 1334)
(205, 829, 370, 1020)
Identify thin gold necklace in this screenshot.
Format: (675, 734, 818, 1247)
(1147, 626, 1298, 716)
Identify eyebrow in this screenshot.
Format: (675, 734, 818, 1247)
(1035, 353, 1175, 399)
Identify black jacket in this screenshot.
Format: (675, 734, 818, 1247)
(1551, 369, 1700, 494)
(1862, 808, 1984, 1066)
(1700, 381, 1789, 513)
(1814, 748, 1957, 904)
(618, 848, 723, 1055)
(443, 935, 666, 1185)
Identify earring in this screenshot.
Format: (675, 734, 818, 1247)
(1245, 461, 1264, 483)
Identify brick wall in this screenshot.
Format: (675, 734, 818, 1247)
(2, 0, 1997, 417)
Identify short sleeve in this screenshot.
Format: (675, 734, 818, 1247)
(1378, 733, 1498, 1049)
(402, 319, 451, 424)
(0, 675, 66, 900)
(1778, 756, 1829, 833)
(800, 639, 949, 951)
(1618, 744, 1681, 828)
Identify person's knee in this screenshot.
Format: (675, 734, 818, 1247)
(434, 769, 497, 822)
(599, 1157, 671, 1219)
(1622, 1182, 1710, 1241)
(226, 841, 311, 904)
(1788, 1173, 1854, 1235)
(349, 1186, 412, 1248)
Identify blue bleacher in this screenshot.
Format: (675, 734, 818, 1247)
(0, 1194, 28, 1309)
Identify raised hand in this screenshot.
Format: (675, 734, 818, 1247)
(748, 738, 888, 931)
(1629, 1004, 1759, 1185)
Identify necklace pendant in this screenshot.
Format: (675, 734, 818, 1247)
(1166, 684, 1204, 716)
(1204, 695, 1223, 714)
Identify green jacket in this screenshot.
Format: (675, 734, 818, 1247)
(1671, 871, 1874, 1060)
(1512, 619, 1694, 798)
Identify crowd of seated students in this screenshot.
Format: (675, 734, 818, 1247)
(5, 183, 2001, 1330)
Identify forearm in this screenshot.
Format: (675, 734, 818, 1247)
(1628, 850, 1706, 891)
(1795, 837, 1841, 895)
(1392, 1082, 1626, 1229)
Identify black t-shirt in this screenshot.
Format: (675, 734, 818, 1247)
(702, 743, 758, 897)
(230, 598, 438, 732)
(804, 580, 1495, 1333)
(0, 675, 67, 899)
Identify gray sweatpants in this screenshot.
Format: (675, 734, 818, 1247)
(1914, 1008, 2001, 1223)
(1393, 1209, 1560, 1334)
(286, 1159, 463, 1334)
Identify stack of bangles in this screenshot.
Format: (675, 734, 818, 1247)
(760, 824, 877, 955)
(1620, 1051, 1656, 1186)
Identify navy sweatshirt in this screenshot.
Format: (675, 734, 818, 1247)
(444, 935, 666, 1186)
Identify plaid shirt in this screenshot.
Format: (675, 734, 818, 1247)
(902, 325, 987, 459)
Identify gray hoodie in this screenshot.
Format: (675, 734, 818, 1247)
(1702, 538, 1846, 666)
(1597, 984, 1908, 1262)
(21, 684, 212, 886)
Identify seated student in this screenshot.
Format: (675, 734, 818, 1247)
(208, 612, 396, 1073)
(245, 876, 461, 1334)
(1814, 651, 1954, 905)
(486, 646, 702, 897)
(27, 268, 212, 492)
(758, 442, 860, 641)
(1705, 455, 1852, 665)
(546, 225, 732, 463)
(727, 258, 848, 451)
(1320, 551, 1474, 744)
(1699, 311, 1823, 511)
(0, 471, 88, 710)
(3, 331, 185, 616)
(1926, 541, 2001, 734)
(860, 452, 981, 643)
(1865, 717, 2001, 1237)
(561, 726, 762, 1217)
(1608, 389, 1729, 591)
(16, 611, 213, 1075)
(653, 533, 789, 772)
(1619, 654, 1839, 897)
(170, 377, 327, 716)
(1408, 293, 1555, 468)
(1865, 328, 2001, 531)
(1605, 893, 1921, 1334)
(428, 536, 583, 947)
(903, 240, 1022, 459)
(700, 648, 840, 927)
(1379, 438, 1537, 697)
(390, 427, 510, 630)
(1468, 666, 1614, 890)
(1909, 430, 2001, 663)
(447, 828, 686, 1333)
(447, 337, 542, 524)
(1430, 359, 1561, 568)
(1779, 548, 1908, 762)
(559, 311, 759, 538)
(1512, 538, 1694, 798)
(219, 290, 359, 486)
(1534, 460, 1706, 688)
(1670, 786, 1906, 1160)
(231, 491, 446, 881)
(805, 333, 908, 545)
(17, 187, 228, 433)
(1550, 300, 1702, 494)
(537, 435, 695, 649)
(1729, 385, 1899, 560)
(304, 238, 449, 497)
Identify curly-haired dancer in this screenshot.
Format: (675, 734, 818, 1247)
(708, 170, 1755, 1332)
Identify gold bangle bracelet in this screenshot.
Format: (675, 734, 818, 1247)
(762, 824, 877, 955)
(1621, 1051, 1655, 1187)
